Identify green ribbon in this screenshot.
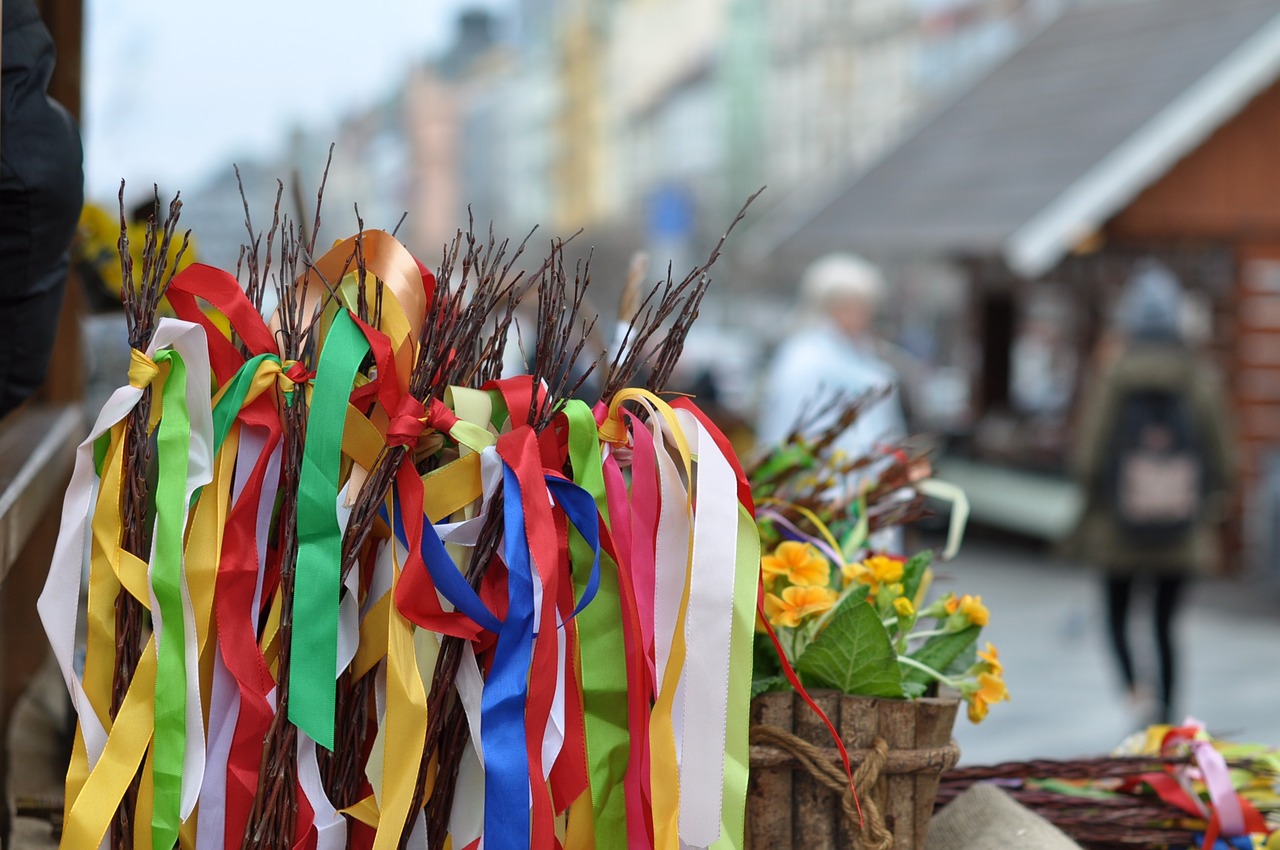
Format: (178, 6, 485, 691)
(210, 353, 275, 449)
(289, 311, 369, 750)
(562, 399, 630, 847)
(710, 503, 762, 850)
(149, 349, 191, 850)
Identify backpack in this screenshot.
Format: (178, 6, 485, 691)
(1104, 388, 1207, 543)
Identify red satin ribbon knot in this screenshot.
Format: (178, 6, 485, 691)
(386, 397, 459, 448)
(283, 361, 316, 385)
(387, 397, 427, 448)
(426, 397, 459, 433)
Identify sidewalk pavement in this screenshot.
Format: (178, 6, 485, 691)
(937, 532, 1280, 766)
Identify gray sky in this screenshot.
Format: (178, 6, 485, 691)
(82, 0, 498, 202)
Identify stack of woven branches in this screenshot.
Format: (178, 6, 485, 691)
(934, 756, 1207, 849)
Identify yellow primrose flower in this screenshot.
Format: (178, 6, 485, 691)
(764, 585, 838, 628)
(893, 597, 915, 618)
(947, 594, 989, 627)
(864, 555, 904, 587)
(958, 595, 990, 627)
(966, 671, 1009, 723)
(976, 671, 1008, 704)
(944, 593, 959, 615)
(977, 642, 1002, 676)
(841, 559, 868, 586)
(760, 553, 790, 586)
(761, 541, 830, 587)
(846, 554, 904, 592)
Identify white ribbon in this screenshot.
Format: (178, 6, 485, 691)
(38, 319, 211, 776)
(674, 410, 740, 848)
(298, 732, 348, 850)
(196, 425, 276, 850)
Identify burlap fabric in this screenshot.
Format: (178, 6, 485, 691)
(927, 783, 1083, 850)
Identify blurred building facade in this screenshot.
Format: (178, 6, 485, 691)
(176, 0, 1064, 438)
(184, 0, 1052, 264)
(762, 0, 1280, 569)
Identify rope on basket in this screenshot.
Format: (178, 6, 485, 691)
(750, 724, 895, 850)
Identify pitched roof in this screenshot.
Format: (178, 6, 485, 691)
(761, 0, 1280, 277)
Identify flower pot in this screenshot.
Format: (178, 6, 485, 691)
(746, 691, 960, 850)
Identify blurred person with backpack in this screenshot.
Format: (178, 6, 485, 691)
(1072, 260, 1235, 725)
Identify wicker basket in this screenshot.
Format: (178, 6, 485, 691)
(746, 692, 960, 850)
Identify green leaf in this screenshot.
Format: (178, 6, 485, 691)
(832, 582, 870, 612)
(904, 625, 980, 688)
(796, 596, 905, 698)
(750, 675, 792, 700)
(942, 641, 979, 678)
(754, 444, 817, 485)
(901, 551, 932, 604)
(901, 680, 929, 699)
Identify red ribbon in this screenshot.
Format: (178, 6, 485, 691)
(167, 263, 278, 383)
(758, 586, 864, 826)
(495, 428, 560, 848)
(386, 397, 427, 448)
(215, 393, 284, 849)
(427, 397, 460, 433)
(392, 462, 487, 641)
(669, 398, 755, 515)
(283, 361, 315, 385)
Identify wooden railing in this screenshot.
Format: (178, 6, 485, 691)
(0, 403, 83, 848)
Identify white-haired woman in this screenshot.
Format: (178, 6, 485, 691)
(755, 253, 908, 543)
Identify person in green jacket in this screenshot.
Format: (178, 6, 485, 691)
(1072, 260, 1235, 725)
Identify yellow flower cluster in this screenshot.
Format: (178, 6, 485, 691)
(761, 541, 837, 627)
(761, 541, 830, 588)
(843, 554, 903, 591)
(945, 593, 990, 627)
(76, 202, 198, 309)
(763, 585, 837, 628)
(967, 642, 1009, 723)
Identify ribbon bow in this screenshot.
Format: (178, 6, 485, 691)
(387, 397, 460, 448)
(128, 348, 162, 389)
(278, 360, 315, 393)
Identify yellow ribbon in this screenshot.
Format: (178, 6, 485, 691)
(186, 423, 239, 728)
(604, 388, 693, 478)
(61, 638, 158, 850)
(372, 550, 430, 850)
(421, 451, 483, 523)
(341, 795, 381, 830)
(344, 404, 386, 471)
(128, 348, 162, 389)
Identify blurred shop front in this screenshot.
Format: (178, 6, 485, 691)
(754, 0, 1280, 572)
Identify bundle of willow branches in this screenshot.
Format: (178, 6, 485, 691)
(43, 170, 767, 850)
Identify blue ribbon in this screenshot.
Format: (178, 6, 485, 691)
(388, 500, 503, 634)
(384, 476, 601, 631)
(545, 476, 602, 619)
(481, 463, 536, 850)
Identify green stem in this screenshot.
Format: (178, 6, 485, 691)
(897, 655, 960, 688)
(906, 628, 953, 642)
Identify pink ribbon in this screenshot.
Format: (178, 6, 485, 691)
(1190, 739, 1244, 838)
